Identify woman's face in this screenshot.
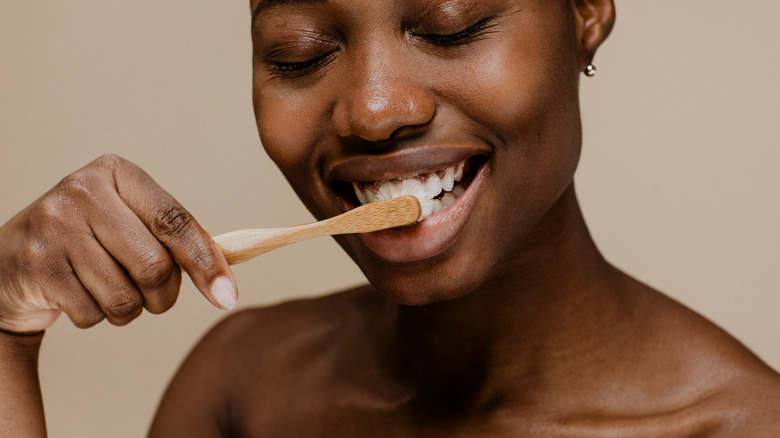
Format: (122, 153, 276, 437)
(251, 0, 594, 304)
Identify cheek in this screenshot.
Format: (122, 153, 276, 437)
(254, 87, 322, 173)
(460, 26, 581, 173)
(454, 36, 579, 142)
(437, 25, 582, 251)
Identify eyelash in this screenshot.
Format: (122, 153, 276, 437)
(413, 17, 496, 46)
(266, 17, 495, 76)
(268, 48, 340, 77)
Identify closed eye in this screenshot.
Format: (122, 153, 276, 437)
(268, 48, 340, 77)
(413, 17, 496, 46)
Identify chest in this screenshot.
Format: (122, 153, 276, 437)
(233, 400, 722, 438)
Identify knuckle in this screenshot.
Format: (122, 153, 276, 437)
(16, 238, 49, 272)
(43, 172, 100, 221)
(190, 240, 217, 270)
(51, 156, 123, 206)
(32, 195, 71, 230)
(105, 292, 143, 319)
(135, 253, 176, 289)
(90, 153, 125, 172)
(142, 269, 182, 315)
(70, 305, 106, 329)
(152, 204, 196, 238)
(145, 290, 179, 315)
(17, 241, 71, 283)
(55, 172, 93, 199)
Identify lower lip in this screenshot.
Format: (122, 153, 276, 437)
(355, 159, 488, 263)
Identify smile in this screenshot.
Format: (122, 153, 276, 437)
(328, 152, 488, 262)
(351, 159, 474, 221)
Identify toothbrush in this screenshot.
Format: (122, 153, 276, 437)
(213, 196, 421, 265)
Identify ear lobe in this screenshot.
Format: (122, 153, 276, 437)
(573, 0, 616, 69)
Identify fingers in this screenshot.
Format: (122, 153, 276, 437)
(92, 155, 238, 310)
(33, 260, 106, 329)
(87, 194, 182, 315)
(0, 154, 237, 333)
(66, 239, 145, 326)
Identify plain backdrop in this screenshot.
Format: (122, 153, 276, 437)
(1, 1, 778, 436)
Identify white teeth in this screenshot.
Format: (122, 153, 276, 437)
(353, 182, 369, 205)
(454, 162, 464, 182)
(453, 185, 465, 198)
(419, 198, 435, 219)
(442, 168, 454, 192)
(351, 159, 469, 221)
(441, 192, 456, 208)
(422, 175, 443, 199)
(431, 199, 443, 215)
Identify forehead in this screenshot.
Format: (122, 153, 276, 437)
(250, 0, 510, 19)
(249, 0, 573, 23)
(251, 0, 328, 19)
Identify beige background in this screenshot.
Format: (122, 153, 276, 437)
(1, 1, 778, 436)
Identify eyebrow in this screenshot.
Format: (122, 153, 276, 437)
(251, 0, 328, 21)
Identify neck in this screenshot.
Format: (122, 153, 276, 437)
(392, 185, 636, 411)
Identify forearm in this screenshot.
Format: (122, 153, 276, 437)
(0, 330, 46, 437)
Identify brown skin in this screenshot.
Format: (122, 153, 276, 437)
(152, 0, 780, 436)
(1, 0, 779, 436)
(0, 154, 237, 333)
(0, 155, 238, 436)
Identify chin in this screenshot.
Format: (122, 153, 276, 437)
(366, 268, 481, 307)
(338, 234, 496, 307)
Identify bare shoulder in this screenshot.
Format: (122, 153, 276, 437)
(624, 282, 780, 436)
(197, 284, 386, 380)
(211, 284, 385, 358)
(150, 285, 386, 437)
(689, 318, 780, 436)
(706, 371, 780, 437)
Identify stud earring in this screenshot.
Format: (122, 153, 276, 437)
(584, 63, 597, 77)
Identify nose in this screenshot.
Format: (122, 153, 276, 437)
(332, 52, 435, 142)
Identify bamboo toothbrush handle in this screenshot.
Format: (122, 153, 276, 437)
(214, 196, 421, 265)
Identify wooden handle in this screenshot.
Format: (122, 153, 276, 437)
(214, 196, 421, 265)
(326, 195, 421, 234)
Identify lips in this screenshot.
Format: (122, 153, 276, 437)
(327, 148, 489, 262)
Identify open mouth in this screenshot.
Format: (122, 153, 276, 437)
(328, 152, 489, 262)
(337, 156, 482, 221)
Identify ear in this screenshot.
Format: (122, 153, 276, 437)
(572, 0, 616, 70)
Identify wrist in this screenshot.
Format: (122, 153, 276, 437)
(0, 328, 44, 360)
(0, 325, 46, 437)
(0, 326, 45, 337)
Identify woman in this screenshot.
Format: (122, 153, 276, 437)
(1, 0, 779, 436)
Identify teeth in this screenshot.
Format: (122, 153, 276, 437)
(353, 182, 369, 205)
(452, 185, 465, 198)
(422, 175, 443, 199)
(441, 192, 456, 208)
(418, 198, 435, 219)
(442, 168, 454, 192)
(454, 162, 464, 182)
(352, 159, 470, 221)
(430, 199, 443, 215)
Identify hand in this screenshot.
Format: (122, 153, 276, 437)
(0, 155, 237, 333)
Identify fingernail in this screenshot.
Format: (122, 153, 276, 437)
(210, 276, 237, 310)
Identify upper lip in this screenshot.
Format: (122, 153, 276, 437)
(325, 145, 490, 184)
